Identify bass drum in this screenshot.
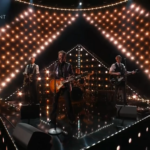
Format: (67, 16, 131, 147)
(71, 87, 83, 101)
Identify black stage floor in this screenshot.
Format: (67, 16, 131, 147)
(0, 98, 149, 150)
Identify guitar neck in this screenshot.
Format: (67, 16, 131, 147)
(61, 73, 87, 84)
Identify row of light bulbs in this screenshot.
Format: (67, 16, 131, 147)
(0, 9, 78, 88)
(14, 0, 128, 11)
(84, 4, 150, 76)
(3, 45, 143, 102)
(1, 3, 148, 99)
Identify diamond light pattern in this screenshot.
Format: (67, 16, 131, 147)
(84, 3, 150, 76)
(0, 2, 150, 97)
(0, 8, 78, 90)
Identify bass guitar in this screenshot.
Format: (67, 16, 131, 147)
(49, 72, 89, 93)
(109, 69, 138, 85)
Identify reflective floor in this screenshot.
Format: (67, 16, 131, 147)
(0, 98, 150, 150)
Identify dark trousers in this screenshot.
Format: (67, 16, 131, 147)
(50, 88, 74, 122)
(24, 80, 38, 104)
(115, 81, 126, 104)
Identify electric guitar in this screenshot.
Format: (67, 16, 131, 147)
(49, 72, 89, 93)
(109, 69, 138, 85)
(23, 74, 33, 86)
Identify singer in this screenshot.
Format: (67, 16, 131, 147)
(49, 50, 75, 125)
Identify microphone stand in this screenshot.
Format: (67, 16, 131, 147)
(49, 61, 62, 135)
(124, 58, 127, 105)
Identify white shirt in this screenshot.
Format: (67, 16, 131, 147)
(23, 63, 39, 75)
(109, 62, 126, 72)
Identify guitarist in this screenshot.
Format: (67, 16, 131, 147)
(49, 50, 75, 125)
(109, 55, 135, 105)
(23, 57, 40, 104)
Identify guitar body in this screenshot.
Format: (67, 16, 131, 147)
(109, 76, 124, 86)
(109, 69, 138, 85)
(23, 74, 33, 86)
(50, 78, 64, 93)
(49, 72, 89, 93)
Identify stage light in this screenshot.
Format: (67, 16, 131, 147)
(79, 2, 82, 6)
(110, 37, 114, 41)
(118, 45, 122, 49)
(131, 4, 135, 9)
(138, 132, 141, 137)
(128, 138, 132, 143)
(140, 10, 144, 14)
(127, 53, 130, 56)
(145, 13, 149, 17)
(87, 17, 90, 20)
(106, 34, 110, 37)
(1, 28, 5, 32)
(41, 46, 44, 49)
(11, 73, 15, 77)
(38, 77, 41, 80)
(6, 78, 10, 82)
(19, 103, 22, 106)
(53, 35, 56, 39)
(29, 9, 33, 12)
(114, 41, 118, 44)
(2, 83, 6, 87)
(46, 70, 49, 74)
(16, 70, 19, 73)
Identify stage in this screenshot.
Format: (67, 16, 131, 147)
(0, 97, 149, 150)
(1, 0, 150, 149)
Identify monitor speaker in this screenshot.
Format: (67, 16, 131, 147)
(116, 105, 137, 119)
(12, 123, 51, 150)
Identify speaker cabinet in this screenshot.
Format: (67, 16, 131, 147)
(116, 105, 137, 119)
(13, 123, 51, 150)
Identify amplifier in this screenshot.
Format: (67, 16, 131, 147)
(116, 105, 137, 119)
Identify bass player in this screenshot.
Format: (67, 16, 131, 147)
(109, 55, 135, 105)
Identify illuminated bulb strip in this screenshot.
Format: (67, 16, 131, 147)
(3, 44, 146, 101)
(81, 115, 150, 150)
(1, 11, 78, 92)
(77, 123, 114, 139)
(80, 45, 108, 69)
(0, 9, 33, 36)
(40, 119, 68, 134)
(0, 117, 18, 150)
(85, 17, 148, 75)
(14, 0, 128, 11)
(130, 3, 149, 17)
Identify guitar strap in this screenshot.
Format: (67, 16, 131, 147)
(32, 64, 36, 74)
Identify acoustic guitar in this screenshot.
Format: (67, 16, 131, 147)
(49, 72, 89, 93)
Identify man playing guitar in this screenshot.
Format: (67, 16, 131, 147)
(49, 50, 75, 125)
(109, 55, 135, 105)
(23, 57, 40, 104)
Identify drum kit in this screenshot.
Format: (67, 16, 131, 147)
(42, 68, 93, 101)
(71, 72, 94, 101)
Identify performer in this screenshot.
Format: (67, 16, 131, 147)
(49, 50, 75, 125)
(109, 55, 135, 105)
(23, 57, 40, 104)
